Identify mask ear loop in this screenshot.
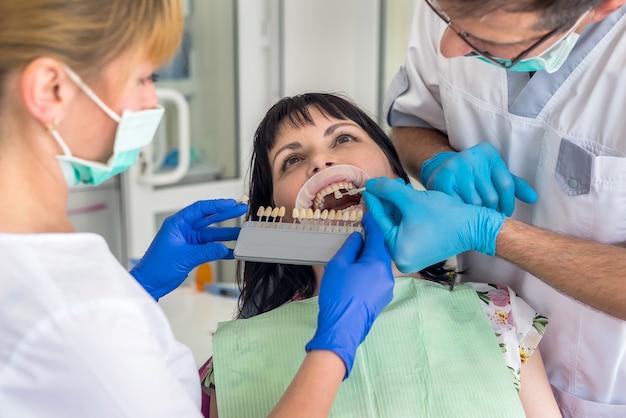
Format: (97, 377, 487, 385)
(46, 117, 72, 157)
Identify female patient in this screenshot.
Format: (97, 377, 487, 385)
(204, 93, 561, 417)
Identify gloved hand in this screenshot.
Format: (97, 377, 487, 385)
(305, 213, 394, 379)
(420, 142, 537, 216)
(364, 177, 505, 274)
(130, 199, 248, 300)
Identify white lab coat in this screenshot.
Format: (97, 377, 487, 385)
(386, 3, 626, 417)
(0, 233, 202, 418)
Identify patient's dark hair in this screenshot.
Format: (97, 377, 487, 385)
(237, 92, 449, 318)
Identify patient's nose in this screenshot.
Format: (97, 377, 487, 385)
(311, 161, 334, 175)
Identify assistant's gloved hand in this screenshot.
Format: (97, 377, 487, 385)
(420, 142, 537, 216)
(305, 213, 394, 379)
(130, 199, 248, 300)
(364, 177, 506, 274)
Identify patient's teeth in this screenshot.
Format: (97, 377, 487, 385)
(334, 190, 343, 199)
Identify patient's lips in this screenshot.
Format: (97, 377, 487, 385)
(295, 165, 369, 213)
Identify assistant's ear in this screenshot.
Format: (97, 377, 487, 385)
(586, 0, 626, 23)
(20, 58, 77, 126)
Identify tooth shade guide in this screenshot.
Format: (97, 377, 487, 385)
(271, 207, 280, 221)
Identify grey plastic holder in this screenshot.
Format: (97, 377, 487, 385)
(234, 221, 363, 265)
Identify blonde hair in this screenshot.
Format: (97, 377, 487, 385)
(0, 0, 183, 83)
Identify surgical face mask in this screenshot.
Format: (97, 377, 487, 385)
(474, 12, 588, 74)
(475, 31, 580, 73)
(48, 65, 164, 186)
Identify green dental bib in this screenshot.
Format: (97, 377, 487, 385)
(213, 278, 525, 417)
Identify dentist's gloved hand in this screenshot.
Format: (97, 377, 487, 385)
(420, 142, 537, 216)
(130, 199, 248, 301)
(364, 177, 505, 274)
(306, 213, 394, 379)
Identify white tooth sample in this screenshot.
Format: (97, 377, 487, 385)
(320, 209, 329, 220)
(342, 211, 350, 221)
(292, 208, 300, 221)
(328, 209, 336, 221)
(256, 206, 265, 219)
(355, 210, 363, 221)
(299, 208, 307, 220)
(313, 209, 321, 220)
(334, 190, 343, 199)
(306, 208, 314, 220)
(335, 210, 343, 221)
(278, 206, 286, 217)
(240, 195, 250, 204)
(271, 207, 280, 220)
(349, 211, 357, 222)
(264, 207, 272, 218)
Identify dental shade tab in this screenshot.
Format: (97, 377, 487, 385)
(234, 205, 364, 265)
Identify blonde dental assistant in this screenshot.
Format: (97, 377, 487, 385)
(370, 0, 626, 416)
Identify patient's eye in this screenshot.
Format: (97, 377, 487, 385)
(282, 154, 304, 171)
(334, 133, 357, 146)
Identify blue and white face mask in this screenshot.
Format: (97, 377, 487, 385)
(475, 31, 580, 73)
(474, 12, 588, 74)
(48, 65, 164, 186)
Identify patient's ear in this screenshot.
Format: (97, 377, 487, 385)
(587, 0, 626, 23)
(20, 58, 77, 125)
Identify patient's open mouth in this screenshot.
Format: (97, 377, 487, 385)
(295, 165, 369, 215)
(313, 181, 362, 211)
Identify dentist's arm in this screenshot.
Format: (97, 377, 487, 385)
(365, 177, 626, 320)
(496, 218, 626, 320)
(391, 126, 452, 180)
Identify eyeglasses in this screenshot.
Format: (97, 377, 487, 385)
(424, 0, 569, 69)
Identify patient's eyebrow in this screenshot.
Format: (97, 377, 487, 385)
(271, 142, 302, 167)
(324, 122, 358, 137)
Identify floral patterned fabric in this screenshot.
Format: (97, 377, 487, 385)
(467, 282, 548, 390)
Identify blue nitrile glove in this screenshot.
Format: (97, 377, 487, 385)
(364, 177, 505, 274)
(130, 199, 248, 300)
(305, 213, 394, 379)
(420, 142, 537, 216)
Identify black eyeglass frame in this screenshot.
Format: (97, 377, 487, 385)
(424, 0, 568, 69)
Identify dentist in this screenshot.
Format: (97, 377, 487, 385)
(370, 0, 626, 416)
